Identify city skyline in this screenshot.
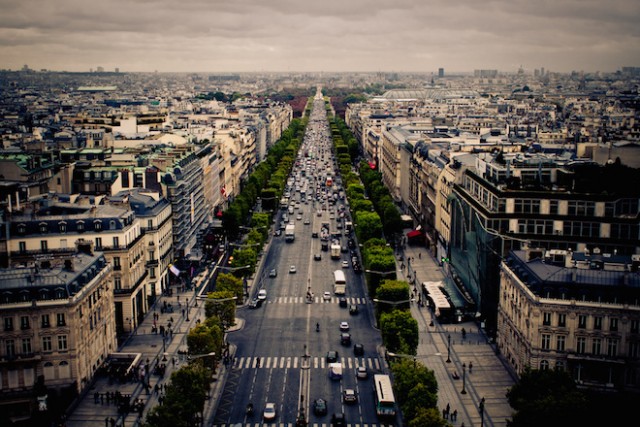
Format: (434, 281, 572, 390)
(1, 0, 639, 74)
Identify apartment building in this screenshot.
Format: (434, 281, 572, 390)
(498, 248, 640, 393)
(0, 194, 147, 337)
(0, 251, 115, 422)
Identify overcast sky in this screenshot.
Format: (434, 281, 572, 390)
(1, 0, 639, 74)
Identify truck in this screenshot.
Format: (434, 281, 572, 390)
(328, 362, 343, 380)
(330, 243, 341, 259)
(333, 270, 346, 295)
(285, 224, 295, 242)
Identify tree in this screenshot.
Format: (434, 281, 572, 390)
(390, 358, 438, 419)
(506, 368, 589, 427)
(376, 280, 411, 313)
(204, 290, 236, 330)
(408, 407, 448, 427)
(379, 309, 419, 355)
(186, 324, 216, 356)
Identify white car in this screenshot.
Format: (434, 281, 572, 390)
(263, 402, 276, 421)
(289, 265, 297, 274)
(323, 291, 332, 301)
(304, 218, 311, 225)
(340, 321, 350, 331)
(342, 260, 349, 269)
(257, 289, 267, 300)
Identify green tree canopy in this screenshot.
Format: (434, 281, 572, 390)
(380, 309, 419, 355)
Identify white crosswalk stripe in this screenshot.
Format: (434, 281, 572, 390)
(234, 356, 380, 371)
(270, 296, 365, 305)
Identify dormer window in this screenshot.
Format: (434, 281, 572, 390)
(39, 222, 48, 234)
(109, 220, 116, 230)
(59, 221, 67, 233)
(94, 220, 102, 231)
(77, 221, 85, 232)
(17, 224, 26, 234)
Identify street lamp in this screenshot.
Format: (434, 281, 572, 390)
(372, 298, 412, 308)
(365, 269, 398, 277)
(461, 362, 467, 394)
(386, 351, 417, 369)
(479, 396, 485, 427)
(446, 334, 451, 363)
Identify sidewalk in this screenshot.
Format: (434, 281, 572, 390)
(65, 262, 236, 427)
(398, 239, 516, 427)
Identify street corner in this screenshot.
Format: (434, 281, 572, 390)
(227, 317, 244, 332)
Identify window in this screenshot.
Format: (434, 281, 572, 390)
(578, 315, 587, 329)
(113, 236, 119, 247)
(558, 313, 566, 327)
(594, 316, 603, 330)
(19, 241, 26, 253)
(149, 267, 156, 279)
(39, 223, 48, 233)
(95, 237, 102, 249)
(41, 240, 48, 251)
(77, 221, 85, 232)
(56, 313, 66, 327)
(57, 335, 68, 351)
(113, 257, 121, 270)
(114, 276, 122, 290)
(59, 222, 67, 233)
(610, 318, 618, 332)
(607, 338, 618, 357)
(631, 319, 639, 334)
(42, 336, 52, 352)
(17, 224, 26, 234)
(21, 338, 32, 354)
(539, 360, 550, 370)
(41, 314, 50, 328)
(576, 337, 586, 354)
(20, 316, 30, 330)
(4, 317, 13, 331)
(543, 312, 551, 326)
(109, 220, 116, 230)
(5, 339, 15, 357)
(556, 335, 566, 352)
(541, 334, 551, 350)
(147, 219, 153, 229)
(592, 338, 602, 356)
(94, 221, 102, 231)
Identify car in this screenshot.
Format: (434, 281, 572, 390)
(348, 305, 359, 315)
(353, 343, 364, 356)
(313, 398, 328, 416)
(249, 298, 262, 309)
(342, 389, 358, 404)
(326, 350, 339, 363)
(296, 214, 303, 220)
(274, 229, 282, 236)
(341, 260, 349, 268)
(304, 218, 310, 225)
(339, 321, 349, 331)
(263, 402, 276, 421)
(339, 297, 348, 308)
(312, 231, 319, 238)
(289, 265, 296, 273)
(323, 291, 332, 301)
(257, 289, 267, 300)
(332, 413, 346, 427)
(356, 366, 368, 379)
(340, 333, 351, 346)
(269, 268, 277, 278)
(314, 253, 322, 261)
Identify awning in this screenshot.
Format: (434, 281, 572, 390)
(406, 230, 423, 239)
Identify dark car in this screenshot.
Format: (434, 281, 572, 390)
(332, 413, 346, 427)
(339, 297, 348, 308)
(348, 305, 359, 315)
(353, 343, 364, 356)
(342, 388, 358, 404)
(249, 298, 263, 309)
(313, 398, 328, 416)
(326, 350, 339, 363)
(340, 333, 351, 346)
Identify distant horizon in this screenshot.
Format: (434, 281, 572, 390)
(2, 1, 638, 76)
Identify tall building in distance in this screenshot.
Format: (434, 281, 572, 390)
(438, 68, 444, 78)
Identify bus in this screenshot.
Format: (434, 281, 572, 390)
(333, 270, 346, 295)
(373, 374, 397, 418)
(422, 281, 454, 323)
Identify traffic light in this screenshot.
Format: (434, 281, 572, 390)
(440, 256, 450, 263)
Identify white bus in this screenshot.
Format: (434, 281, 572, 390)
(333, 270, 346, 295)
(373, 374, 397, 418)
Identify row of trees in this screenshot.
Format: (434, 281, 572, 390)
(325, 100, 440, 426)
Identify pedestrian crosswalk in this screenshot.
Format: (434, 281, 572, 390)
(233, 356, 381, 371)
(265, 296, 366, 304)
(213, 423, 394, 427)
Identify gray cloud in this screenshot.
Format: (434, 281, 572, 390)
(0, 0, 638, 73)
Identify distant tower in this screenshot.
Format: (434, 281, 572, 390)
(438, 68, 444, 78)
(115, 67, 120, 73)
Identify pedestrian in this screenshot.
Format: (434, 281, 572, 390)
(446, 402, 450, 417)
(452, 409, 457, 421)
(469, 362, 473, 373)
(443, 408, 448, 419)
(94, 391, 99, 404)
(256, 357, 261, 368)
(418, 252, 421, 259)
